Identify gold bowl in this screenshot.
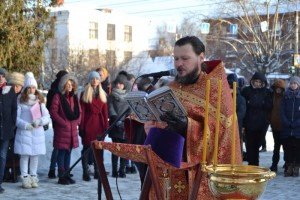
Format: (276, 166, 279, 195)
(204, 164, 276, 200)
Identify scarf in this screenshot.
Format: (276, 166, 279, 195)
(60, 92, 80, 120)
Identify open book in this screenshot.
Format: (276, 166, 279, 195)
(124, 86, 187, 122)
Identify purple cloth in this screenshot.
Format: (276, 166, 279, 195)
(144, 128, 185, 168)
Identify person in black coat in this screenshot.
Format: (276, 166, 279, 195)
(242, 72, 273, 166)
(46, 70, 68, 179)
(0, 68, 18, 193)
(227, 73, 246, 160)
(280, 76, 300, 177)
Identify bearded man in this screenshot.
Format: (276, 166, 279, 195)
(144, 36, 242, 199)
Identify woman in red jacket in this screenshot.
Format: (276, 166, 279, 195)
(49, 74, 81, 185)
(79, 71, 108, 181)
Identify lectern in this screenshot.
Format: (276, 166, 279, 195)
(92, 141, 202, 200)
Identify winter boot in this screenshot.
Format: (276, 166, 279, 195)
(284, 163, 293, 177)
(293, 164, 299, 177)
(118, 168, 126, 178)
(48, 169, 56, 179)
(112, 154, 118, 178)
(125, 166, 131, 174)
(130, 165, 137, 174)
(22, 176, 32, 189)
(118, 157, 127, 178)
(31, 176, 39, 188)
(94, 164, 99, 179)
(81, 151, 91, 182)
(58, 168, 70, 185)
(270, 164, 278, 172)
(66, 175, 76, 184)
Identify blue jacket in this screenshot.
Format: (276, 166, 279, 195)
(280, 88, 300, 139)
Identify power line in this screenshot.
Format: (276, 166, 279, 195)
(126, 1, 235, 14)
(65, 0, 233, 14)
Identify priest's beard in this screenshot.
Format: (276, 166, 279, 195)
(175, 64, 200, 85)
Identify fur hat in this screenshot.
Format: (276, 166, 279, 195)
(0, 67, 6, 76)
(290, 76, 300, 87)
(58, 74, 78, 94)
(8, 72, 25, 86)
(56, 70, 68, 80)
(24, 72, 38, 89)
(271, 79, 286, 90)
(88, 71, 101, 81)
(144, 127, 185, 168)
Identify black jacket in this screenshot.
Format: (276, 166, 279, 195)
(0, 86, 17, 140)
(242, 72, 273, 131)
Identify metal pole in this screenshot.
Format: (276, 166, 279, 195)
(295, 0, 299, 75)
(296, 1, 299, 56)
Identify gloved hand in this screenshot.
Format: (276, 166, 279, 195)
(26, 123, 34, 130)
(160, 111, 187, 136)
(116, 120, 124, 128)
(32, 119, 41, 128)
(79, 129, 84, 138)
(109, 115, 117, 125)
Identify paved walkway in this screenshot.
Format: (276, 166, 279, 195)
(1, 131, 299, 199)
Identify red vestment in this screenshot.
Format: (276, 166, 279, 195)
(148, 60, 243, 199)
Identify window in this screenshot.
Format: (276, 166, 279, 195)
(106, 50, 116, 66)
(288, 21, 293, 31)
(124, 51, 132, 63)
(107, 24, 115, 40)
(242, 25, 248, 34)
(275, 22, 281, 35)
(89, 22, 98, 39)
(213, 26, 218, 35)
(124, 25, 132, 42)
(221, 25, 227, 34)
(254, 24, 260, 33)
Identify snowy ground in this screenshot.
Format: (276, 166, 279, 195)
(1, 125, 300, 200)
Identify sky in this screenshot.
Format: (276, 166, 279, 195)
(61, 0, 220, 24)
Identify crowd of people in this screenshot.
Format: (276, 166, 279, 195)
(227, 70, 300, 178)
(0, 35, 299, 199)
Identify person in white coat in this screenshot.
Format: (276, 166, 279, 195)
(14, 72, 50, 189)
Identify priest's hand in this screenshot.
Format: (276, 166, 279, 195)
(160, 111, 187, 136)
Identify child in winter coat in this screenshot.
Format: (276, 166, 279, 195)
(280, 76, 300, 177)
(14, 72, 51, 189)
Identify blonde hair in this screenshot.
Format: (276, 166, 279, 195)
(82, 83, 107, 103)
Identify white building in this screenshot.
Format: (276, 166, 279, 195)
(44, 6, 151, 85)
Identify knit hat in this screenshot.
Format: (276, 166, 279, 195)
(113, 74, 127, 86)
(290, 76, 300, 87)
(88, 71, 101, 81)
(227, 73, 238, 89)
(24, 72, 38, 89)
(144, 127, 185, 168)
(8, 72, 25, 86)
(0, 68, 6, 76)
(238, 77, 245, 88)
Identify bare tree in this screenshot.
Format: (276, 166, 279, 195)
(204, 0, 297, 77)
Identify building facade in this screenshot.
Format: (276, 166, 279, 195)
(44, 6, 150, 85)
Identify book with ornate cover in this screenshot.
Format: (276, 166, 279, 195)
(124, 86, 187, 122)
